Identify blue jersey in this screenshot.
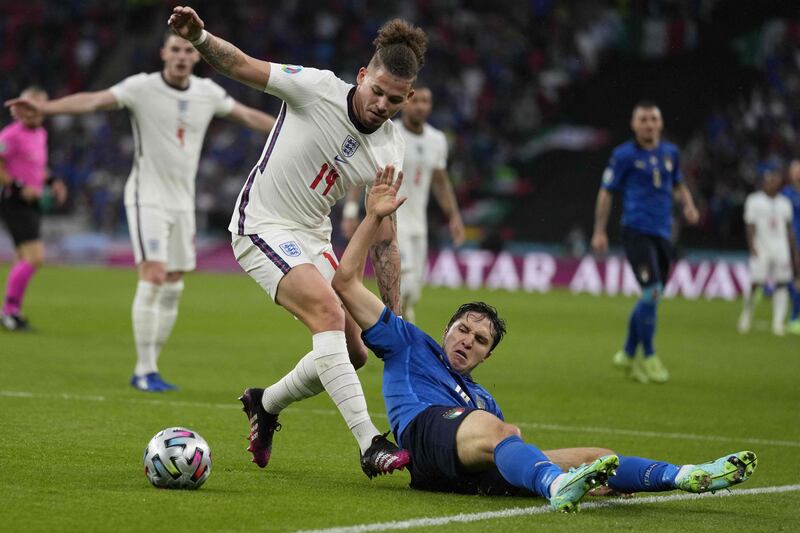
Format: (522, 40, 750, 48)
(601, 140, 683, 239)
(781, 185, 800, 246)
(361, 308, 504, 447)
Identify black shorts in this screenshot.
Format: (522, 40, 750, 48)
(621, 226, 673, 287)
(401, 405, 528, 496)
(0, 191, 42, 246)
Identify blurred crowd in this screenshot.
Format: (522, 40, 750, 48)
(682, 18, 800, 245)
(1, 0, 794, 251)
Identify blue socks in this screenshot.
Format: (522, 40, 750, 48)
(638, 300, 657, 356)
(623, 285, 661, 358)
(608, 455, 679, 492)
(790, 282, 800, 321)
(623, 305, 639, 356)
(494, 436, 562, 498)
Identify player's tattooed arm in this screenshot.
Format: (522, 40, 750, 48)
(370, 213, 402, 314)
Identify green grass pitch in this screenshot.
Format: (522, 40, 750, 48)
(1, 265, 798, 532)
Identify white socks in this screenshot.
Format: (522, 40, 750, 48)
(132, 279, 183, 376)
(261, 351, 324, 413)
(261, 331, 380, 453)
(313, 331, 380, 453)
(773, 286, 788, 335)
(156, 280, 184, 357)
(132, 281, 161, 376)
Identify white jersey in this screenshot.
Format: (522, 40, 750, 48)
(395, 121, 448, 238)
(229, 63, 405, 238)
(110, 72, 234, 211)
(744, 191, 793, 257)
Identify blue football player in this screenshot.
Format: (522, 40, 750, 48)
(782, 159, 800, 334)
(330, 166, 755, 512)
(591, 102, 699, 383)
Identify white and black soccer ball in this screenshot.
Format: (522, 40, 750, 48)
(143, 427, 212, 489)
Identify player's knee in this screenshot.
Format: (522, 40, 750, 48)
(310, 298, 346, 331)
(583, 447, 615, 462)
(139, 262, 167, 285)
(496, 422, 521, 441)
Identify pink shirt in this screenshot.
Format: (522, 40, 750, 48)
(0, 121, 48, 194)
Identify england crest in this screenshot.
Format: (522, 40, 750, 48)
(341, 135, 360, 158)
(279, 241, 302, 257)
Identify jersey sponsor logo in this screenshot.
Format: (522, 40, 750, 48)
(442, 407, 466, 419)
(341, 135, 360, 158)
(281, 64, 303, 74)
(279, 241, 302, 257)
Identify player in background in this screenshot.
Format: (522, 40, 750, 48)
(738, 163, 800, 336)
(591, 102, 699, 384)
(6, 33, 275, 390)
(782, 159, 800, 334)
(168, 5, 426, 478)
(331, 168, 757, 511)
(341, 85, 465, 323)
(0, 86, 67, 331)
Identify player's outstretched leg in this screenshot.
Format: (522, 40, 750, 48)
(359, 432, 411, 479)
(239, 388, 281, 468)
(676, 451, 757, 493)
(549, 454, 619, 512)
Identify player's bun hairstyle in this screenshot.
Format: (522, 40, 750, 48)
(446, 302, 507, 351)
(369, 19, 427, 80)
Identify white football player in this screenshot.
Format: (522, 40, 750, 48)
(7, 31, 276, 391)
(342, 85, 464, 323)
(168, 5, 427, 477)
(738, 163, 800, 335)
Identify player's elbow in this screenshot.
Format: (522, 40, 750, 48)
(331, 271, 354, 297)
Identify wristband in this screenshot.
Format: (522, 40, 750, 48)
(191, 29, 209, 46)
(343, 201, 359, 219)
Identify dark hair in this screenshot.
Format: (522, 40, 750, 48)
(446, 302, 507, 351)
(633, 100, 660, 113)
(369, 19, 427, 80)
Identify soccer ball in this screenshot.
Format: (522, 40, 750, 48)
(143, 427, 212, 489)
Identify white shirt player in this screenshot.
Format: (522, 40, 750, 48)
(110, 72, 235, 211)
(744, 191, 793, 259)
(229, 64, 405, 239)
(394, 121, 448, 239)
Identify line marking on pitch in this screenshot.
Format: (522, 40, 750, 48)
(293, 484, 800, 533)
(2, 390, 799, 448)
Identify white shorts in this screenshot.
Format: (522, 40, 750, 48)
(749, 253, 792, 284)
(232, 226, 338, 302)
(399, 232, 428, 303)
(126, 205, 196, 272)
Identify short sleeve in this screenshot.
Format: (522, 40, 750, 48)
(784, 198, 794, 223)
(435, 130, 448, 169)
(109, 73, 148, 110)
(601, 152, 626, 191)
(0, 125, 15, 160)
(205, 79, 235, 117)
(265, 63, 336, 109)
(743, 196, 756, 224)
(361, 307, 417, 361)
(672, 148, 684, 185)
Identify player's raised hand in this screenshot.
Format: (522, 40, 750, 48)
(367, 166, 406, 219)
(168, 6, 205, 42)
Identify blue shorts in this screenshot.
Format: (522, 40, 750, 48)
(621, 226, 673, 287)
(401, 405, 527, 496)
